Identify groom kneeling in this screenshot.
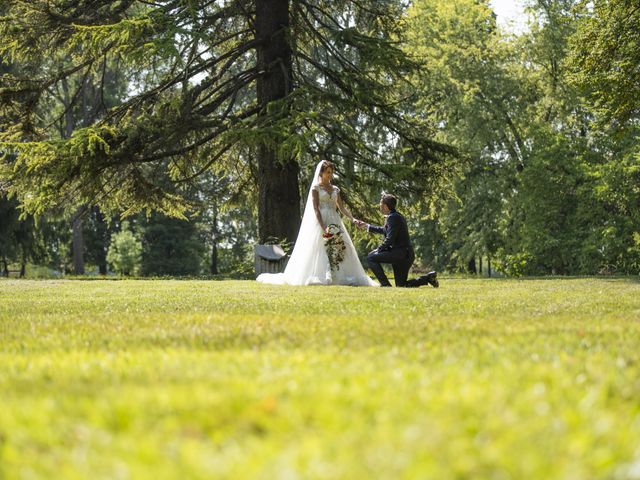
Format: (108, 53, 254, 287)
(355, 194, 438, 288)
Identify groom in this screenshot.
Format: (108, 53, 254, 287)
(355, 194, 438, 288)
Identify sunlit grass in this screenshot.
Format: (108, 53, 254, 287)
(1, 277, 640, 479)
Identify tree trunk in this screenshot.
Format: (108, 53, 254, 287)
(2, 256, 8, 277)
(479, 256, 483, 276)
(63, 79, 86, 275)
(72, 208, 85, 275)
(61, 77, 75, 138)
(93, 207, 109, 275)
(20, 245, 26, 278)
(210, 204, 219, 275)
(488, 256, 491, 277)
(468, 257, 476, 274)
(255, 0, 301, 244)
(210, 238, 219, 275)
(344, 155, 354, 189)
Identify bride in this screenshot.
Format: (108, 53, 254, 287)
(257, 160, 378, 286)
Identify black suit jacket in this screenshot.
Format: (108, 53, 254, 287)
(368, 210, 412, 252)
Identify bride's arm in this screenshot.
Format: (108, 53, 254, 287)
(336, 191, 355, 223)
(312, 188, 326, 231)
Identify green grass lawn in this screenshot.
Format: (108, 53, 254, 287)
(1, 277, 640, 479)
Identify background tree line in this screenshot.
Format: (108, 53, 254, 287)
(1, 0, 638, 277)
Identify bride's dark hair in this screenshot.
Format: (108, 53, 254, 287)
(318, 160, 335, 177)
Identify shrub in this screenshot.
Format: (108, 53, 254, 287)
(106, 222, 142, 276)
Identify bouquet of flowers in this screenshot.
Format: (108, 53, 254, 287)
(323, 223, 347, 271)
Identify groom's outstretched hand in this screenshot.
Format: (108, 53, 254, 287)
(353, 219, 367, 230)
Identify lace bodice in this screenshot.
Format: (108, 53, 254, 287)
(314, 185, 339, 210)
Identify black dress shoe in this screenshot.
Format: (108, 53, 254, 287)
(405, 271, 439, 288)
(407, 274, 429, 287)
(411, 271, 438, 288)
(405, 278, 419, 288)
(425, 271, 439, 288)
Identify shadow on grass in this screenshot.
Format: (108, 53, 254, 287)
(485, 275, 640, 283)
(408, 274, 640, 285)
(20, 273, 256, 282)
(5, 274, 638, 283)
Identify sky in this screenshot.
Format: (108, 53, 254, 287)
(489, 0, 529, 33)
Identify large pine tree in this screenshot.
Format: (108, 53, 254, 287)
(0, 0, 454, 243)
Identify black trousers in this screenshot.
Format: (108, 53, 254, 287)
(367, 246, 415, 287)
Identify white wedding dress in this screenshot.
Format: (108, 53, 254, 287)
(257, 163, 378, 287)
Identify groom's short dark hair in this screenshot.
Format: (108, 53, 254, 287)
(381, 194, 397, 210)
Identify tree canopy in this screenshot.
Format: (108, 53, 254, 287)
(0, 0, 455, 243)
(569, 0, 640, 126)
